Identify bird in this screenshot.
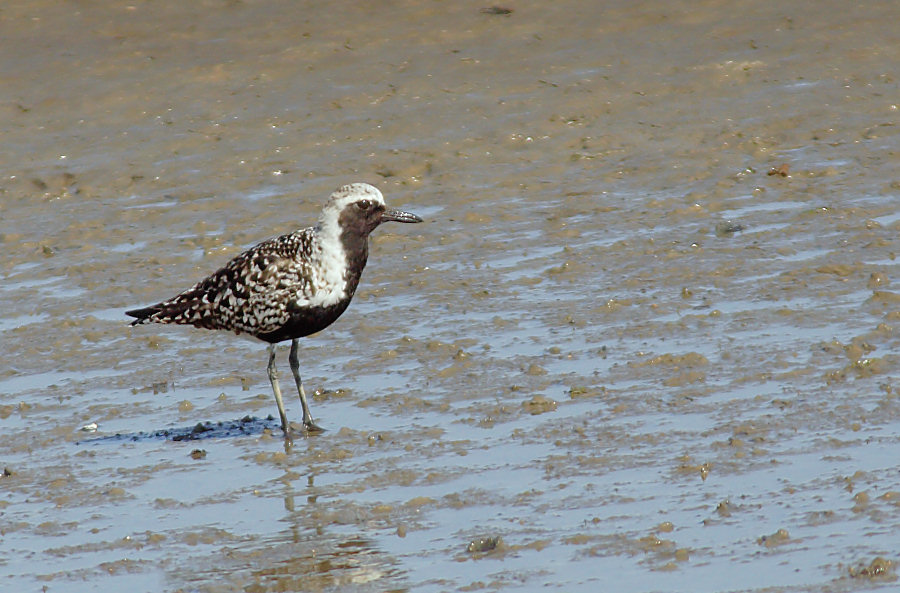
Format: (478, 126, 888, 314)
(126, 182, 422, 438)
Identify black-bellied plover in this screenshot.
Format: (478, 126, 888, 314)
(127, 182, 422, 437)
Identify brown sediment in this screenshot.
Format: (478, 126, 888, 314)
(1, 0, 899, 591)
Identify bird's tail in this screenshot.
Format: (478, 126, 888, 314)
(125, 305, 161, 326)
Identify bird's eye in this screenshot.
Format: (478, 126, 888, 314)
(357, 199, 371, 211)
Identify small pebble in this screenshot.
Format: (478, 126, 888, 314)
(715, 221, 744, 236)
(467, 535, 503, 554)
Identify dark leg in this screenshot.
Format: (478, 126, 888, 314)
(289, 339, 324, 432)
(266, 344, 291, 437)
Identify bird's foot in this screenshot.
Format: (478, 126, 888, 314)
(284, 419, 325, 437)
(302, 418, 325, 434)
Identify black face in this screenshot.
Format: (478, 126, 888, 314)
(350, 198, 385, 235)
(340, 199, 422, 237)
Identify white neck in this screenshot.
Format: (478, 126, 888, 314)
(303, 220, 348, 308)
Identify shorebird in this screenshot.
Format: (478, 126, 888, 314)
(127, 182, 422, 437)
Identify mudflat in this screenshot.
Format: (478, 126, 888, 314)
(1, 1, 898, 591)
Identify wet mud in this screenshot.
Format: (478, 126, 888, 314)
(1, 1, 899, 592)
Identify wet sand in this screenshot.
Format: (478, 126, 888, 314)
(2, 1, 899, 591)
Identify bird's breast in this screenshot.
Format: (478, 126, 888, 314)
(300, 281, 347, 309)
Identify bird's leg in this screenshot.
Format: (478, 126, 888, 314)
(266, 344, 292, 438)
(289, 339, 324, 432)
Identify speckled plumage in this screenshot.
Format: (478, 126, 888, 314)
(127, 227, 349, 340)
(127, 182, 422, 437)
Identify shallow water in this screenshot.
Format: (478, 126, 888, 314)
(2, 1, 899, 591)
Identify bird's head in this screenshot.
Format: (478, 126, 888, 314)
(321, 183, 422, 237)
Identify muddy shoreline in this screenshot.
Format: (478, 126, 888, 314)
(2, 1, 899, 591)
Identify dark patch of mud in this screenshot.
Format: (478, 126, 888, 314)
(77, 415, 281, 443)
